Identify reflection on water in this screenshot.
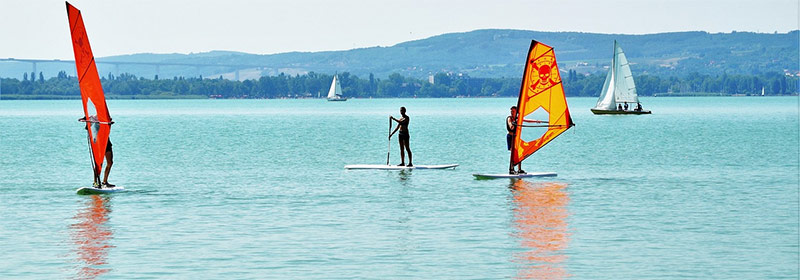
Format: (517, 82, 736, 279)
(70, 195, 114, 279)
(509, 180, 571, 279)
(398, 169, 411, 183)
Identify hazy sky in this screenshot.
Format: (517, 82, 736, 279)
(1, 0, 797, 59)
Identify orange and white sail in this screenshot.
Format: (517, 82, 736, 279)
(67, 2, 112, 181)
(511, 41, 574, 165)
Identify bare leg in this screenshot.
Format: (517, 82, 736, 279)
(398, 137, 405, 165)
(404, 138, 412, 166)
(509, 156, 515, 174)
(102, 149, 113, 185)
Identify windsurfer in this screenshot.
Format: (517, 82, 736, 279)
(507, 106, 524, 174)
(389, 107, 412, 167)
(79, 116, 115, 188)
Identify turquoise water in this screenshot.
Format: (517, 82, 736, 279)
(1, 97, 798, 279)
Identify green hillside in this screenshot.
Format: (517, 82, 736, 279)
(1, 29, 797, 80)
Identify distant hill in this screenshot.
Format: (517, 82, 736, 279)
(1, 29, 797, 80)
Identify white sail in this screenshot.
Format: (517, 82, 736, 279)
(327, 75, 343, 99)
(613, 42, 639, 103)
(595, 57, 617, 110)
(594, 41, 639, 110)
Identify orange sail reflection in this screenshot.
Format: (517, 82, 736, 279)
(70, 195, 114, 279)
(510, 180, 571, 279)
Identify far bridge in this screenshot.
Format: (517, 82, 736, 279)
(0, 58, 268, 80)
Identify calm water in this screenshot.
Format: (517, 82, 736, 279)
(1, 97, 798, 279)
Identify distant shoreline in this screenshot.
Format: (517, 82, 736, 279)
(0, 94, 207, 100)
(1, 94, 796, 100)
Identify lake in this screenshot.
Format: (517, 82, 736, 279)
(0, 96, 797, 279)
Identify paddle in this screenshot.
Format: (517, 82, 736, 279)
(386, 116, 392, 165)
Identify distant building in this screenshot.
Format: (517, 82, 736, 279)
(428, 75, 435, 84)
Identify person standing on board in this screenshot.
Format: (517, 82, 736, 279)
(389, 107, 413, 167)
(507, 106, 525, 175)
(80, 115, 115, 188)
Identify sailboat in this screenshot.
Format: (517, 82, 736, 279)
(67, 2, 124, 194)
(591, 41, 651, 115)
(326, 75, 347, 101)
(474, 40, 575, 179)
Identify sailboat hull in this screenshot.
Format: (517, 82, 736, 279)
(327, 98, 347, 101)
(591, 109, 651, 115)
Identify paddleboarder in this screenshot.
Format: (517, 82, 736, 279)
(507, 106, 525, 174)
(389, 107, 412, 167)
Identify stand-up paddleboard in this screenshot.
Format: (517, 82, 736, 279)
(345, 164, 458, 170)
(474, 40, 575, 180)
(68, 3, 121, 193)
(473, 172, 556, 180)
(77, 186, 125, 195)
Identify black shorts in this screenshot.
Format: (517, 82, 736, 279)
(506, 134, 514, 150)
(398, 132, 409, 142)
(106, 140, 112, 152)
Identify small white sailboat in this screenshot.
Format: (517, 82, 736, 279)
(591, 41, 650, 115)
(327, 75, 347, 101)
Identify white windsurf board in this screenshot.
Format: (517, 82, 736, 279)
(472, 172, 557, 179)
(345, 164, 458, 170)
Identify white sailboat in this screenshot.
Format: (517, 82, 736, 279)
(327, 75, 347, 101)
(591, 41, 650, 115)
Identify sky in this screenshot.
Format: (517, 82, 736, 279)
(0, 0, 797, 60)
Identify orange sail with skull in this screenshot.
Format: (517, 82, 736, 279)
(511, 41, 574, 165)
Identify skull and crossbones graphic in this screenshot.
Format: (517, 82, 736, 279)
(527, 54, 560, 94)
(73, 34, 93, 66)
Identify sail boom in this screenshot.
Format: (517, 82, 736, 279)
(520, 124, 572, 128)
(79, 119, 113, 125)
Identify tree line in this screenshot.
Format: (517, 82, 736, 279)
(0, 70, 796, 99)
